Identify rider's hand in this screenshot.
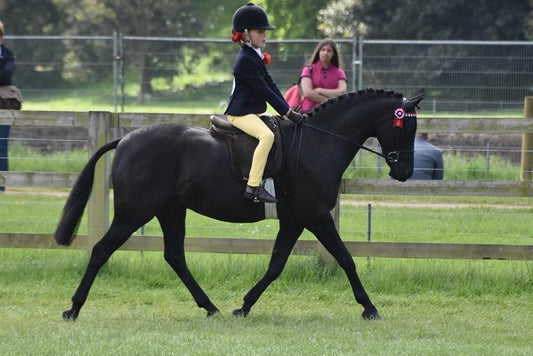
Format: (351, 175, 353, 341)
(286, 109, 304, 124)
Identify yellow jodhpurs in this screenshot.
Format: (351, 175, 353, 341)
(228, 114, 275, 187)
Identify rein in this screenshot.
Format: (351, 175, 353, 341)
(302, 122, 390, 161)
(301, 109, 411, 164)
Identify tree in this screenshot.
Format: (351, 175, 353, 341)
(319, 0, 531, 40)
(0, 0, 69, 88)
(318, 0, 365, 38)
(261, 0, 330, 39)
(56, 0, 233, 99)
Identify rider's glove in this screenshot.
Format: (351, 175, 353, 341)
(286, 109, 304, 124)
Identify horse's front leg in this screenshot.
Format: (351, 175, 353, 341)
(307, 213, 381, 320)
(233, 220, 303, 317)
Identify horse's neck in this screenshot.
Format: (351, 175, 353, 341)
(283, 121, 360, 181)
(299, 99, 393, 173)
(306, 106, 376, 145)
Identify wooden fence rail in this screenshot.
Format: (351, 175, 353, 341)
(1, 234, 532, 260)
(1, 105, 533, 260)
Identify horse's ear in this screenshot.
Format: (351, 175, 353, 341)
(404, 93, 424, 111)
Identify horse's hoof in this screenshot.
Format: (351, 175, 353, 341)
(62, 309, 78, 321)
(207, 309, 220, 318)
(362, 309, 381, 320)
(232, 308, 248, 317)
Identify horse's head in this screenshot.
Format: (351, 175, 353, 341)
(377, 93, 423, 181)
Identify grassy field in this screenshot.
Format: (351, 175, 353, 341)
(1, 248, 532, 355)
(1, 189, 532, 354)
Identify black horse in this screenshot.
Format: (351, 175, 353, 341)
(55, 89, 422, 321)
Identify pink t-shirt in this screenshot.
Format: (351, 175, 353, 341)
(300, 62, 346, 113)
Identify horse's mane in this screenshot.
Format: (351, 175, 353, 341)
(305, 88, 404, 118)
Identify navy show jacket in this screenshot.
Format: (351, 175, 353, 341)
(225, 45, 289, 116)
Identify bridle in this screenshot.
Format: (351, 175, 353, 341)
(300, 107, 416, 164)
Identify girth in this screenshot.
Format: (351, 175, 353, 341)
(209, 115, 284, 181)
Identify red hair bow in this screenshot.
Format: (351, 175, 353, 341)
(231, 31, 244, 43)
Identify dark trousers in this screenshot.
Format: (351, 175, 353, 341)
(0, 125, 10, 191)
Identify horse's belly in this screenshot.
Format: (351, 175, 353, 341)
(187, 199, 266, 223)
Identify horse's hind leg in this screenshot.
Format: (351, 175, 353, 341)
(156, 207, 219, 317)
(307, 214, 380, 320)
(63, 221, 138, 321)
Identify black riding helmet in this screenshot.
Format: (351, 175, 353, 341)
(232, 2, 275, 34)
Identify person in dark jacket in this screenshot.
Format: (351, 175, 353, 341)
(0, 20, 15, 191)
(410, 133, 444, 180)
(0, 21, 14, 86)
(225, 3, 303, 203)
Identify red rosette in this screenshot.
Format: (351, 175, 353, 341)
(393, 108, 405, 128)
(263, 52, 271, 65)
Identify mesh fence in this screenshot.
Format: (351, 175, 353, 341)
(5, 35, 533, 113)
(361, 40, 533, 112)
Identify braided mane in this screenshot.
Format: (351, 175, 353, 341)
(305, 88, 403, 118)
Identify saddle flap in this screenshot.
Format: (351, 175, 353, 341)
(209, 115, 284, 181)
(210, 115, 236, 133)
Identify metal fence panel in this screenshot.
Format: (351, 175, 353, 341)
(361, 40, 533, 112)
(5, 36, 533, 113)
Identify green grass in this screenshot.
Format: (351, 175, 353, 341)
(1, 186, 531, 355)
(9, 142, 89, 173)
(21, 69, 231, 114)
(1, 189, 532, 246)
(1, 249, 532, 355)
(21, 94, 225, 114)
(342, 150, 520, 180)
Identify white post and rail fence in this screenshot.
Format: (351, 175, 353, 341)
(1, 99, 533, 260)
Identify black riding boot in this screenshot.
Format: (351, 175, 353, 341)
(244, 184, 278, 203)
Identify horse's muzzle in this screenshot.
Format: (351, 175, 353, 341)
(389, 166, 413, 182)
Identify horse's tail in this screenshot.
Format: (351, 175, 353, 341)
(54, 139, 121, 246)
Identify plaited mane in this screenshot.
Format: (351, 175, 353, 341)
(305, 88, 404, 118)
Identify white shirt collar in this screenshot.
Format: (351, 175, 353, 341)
(247, 44, 263, 59)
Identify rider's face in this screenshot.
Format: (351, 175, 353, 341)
(249, 29, 266, 49)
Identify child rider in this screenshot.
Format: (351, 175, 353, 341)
(225, 2, 303, 203)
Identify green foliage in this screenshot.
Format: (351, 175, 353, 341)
(1, 0, 68, 35)
(320, 0, 531, 40)
(2, 0, 69, 88)
(262, 0, 330, 39)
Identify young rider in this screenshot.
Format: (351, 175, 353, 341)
(225, 2, 303, 203)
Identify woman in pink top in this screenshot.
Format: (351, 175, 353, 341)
(300, 38, 347, 113)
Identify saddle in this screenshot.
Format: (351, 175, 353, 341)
(209, 115, 284, 181)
